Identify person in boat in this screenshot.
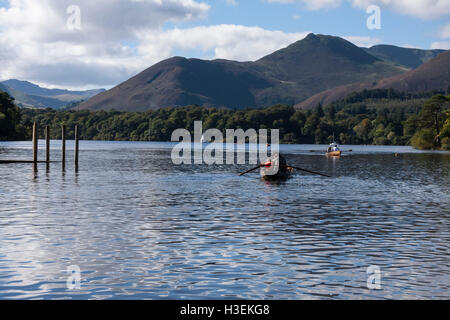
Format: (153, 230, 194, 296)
(328, 142, 340, 152)
(239, 152, 330, 178)
(278, 153, 287, 169)
(260, 152, 293, 180)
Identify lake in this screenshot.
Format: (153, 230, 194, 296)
(0, 141, 449, 300)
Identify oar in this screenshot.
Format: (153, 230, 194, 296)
(310, 149, 353, 153)
(238, 165, 263, 176)
(286, 166, 331, 178)
(239, 164, 332, 178)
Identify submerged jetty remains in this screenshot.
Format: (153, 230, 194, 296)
(0, 122, 80, 170)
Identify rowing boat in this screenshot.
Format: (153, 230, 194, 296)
(260, 153, 292, 181)
(238, 153, 330, 179)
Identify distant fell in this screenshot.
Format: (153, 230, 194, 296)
(1, 79, 105, 109)
(364, 45, 445, 69)
(295, 50, 450, 109)
(80, 57, 272, 112)
(79, 34, 406, 111)
(2, 79, 104, 97)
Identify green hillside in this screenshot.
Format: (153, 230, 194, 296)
(79, 34, 406, 111)
(364, 45, 445, 69)
(18, 91, 449, 150)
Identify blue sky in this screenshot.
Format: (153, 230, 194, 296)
(186, 0, 448, 49)
(164, 0, 449, 65)
(0, 0, 448, 89)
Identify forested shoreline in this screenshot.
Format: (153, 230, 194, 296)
(1, 89, 449, 150)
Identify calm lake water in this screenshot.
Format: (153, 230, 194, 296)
(0, 141, 449, 300)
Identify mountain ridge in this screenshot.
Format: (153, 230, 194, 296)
(364, 45, 445, 69)
(4, 34, 445, 112)
(295, 50, 450, 109)
(0, 79, 105, 109)
(79, 34, 408, 111)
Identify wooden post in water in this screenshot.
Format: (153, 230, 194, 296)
(61, 124, 66, 169)
(45, 126, 50, 164)
(75, 125, 79, 168)
(32, 122, 38, 163)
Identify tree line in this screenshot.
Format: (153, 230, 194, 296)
(1, 89, 449, 150)
(0, 91, 29, 140)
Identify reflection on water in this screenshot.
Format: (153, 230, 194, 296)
(0, 141, 449, 300)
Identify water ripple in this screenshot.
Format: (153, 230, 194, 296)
(0, 142, 449, 299)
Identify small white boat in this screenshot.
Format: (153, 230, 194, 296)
(326, 142, 342, 157)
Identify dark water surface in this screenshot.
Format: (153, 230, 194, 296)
(0, 141, 449, 300)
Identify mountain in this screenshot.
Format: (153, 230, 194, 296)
(295, 50, 450, 109)
(364, 45, 445, 69)
(255, 34, 389, 89)
(79, 34, 406, 111)
(0, 79, 105, 109)
(79, 57, 272, 112)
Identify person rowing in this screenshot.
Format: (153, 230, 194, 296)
(239, 153, 331, 179)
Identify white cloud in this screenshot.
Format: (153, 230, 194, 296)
(440, 23, 450, 39)
(352, 0, 450, 20)
(225, 0, 238, 6)
(0, 0, 210, 88)
(266, 0, 341, 10)
(267, 0, 450, 19)
(0, 0, 398, 90)
(0, 0, 210, 43)
(138, 25, 310, 62)
(0, 0, 312, 89)
(400, 43, 420, 49)
(430, 22, 450, 48)
(343, 36, 381, 47)
(431, 41, 450, 50)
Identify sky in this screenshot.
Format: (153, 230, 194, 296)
(0, 0, 449, 90)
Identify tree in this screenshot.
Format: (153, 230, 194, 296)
(420, 95, 450, 145)
(411, 128, 436, 150)
(408, 95, 450, 150)
(439, 111, 450, 150)
(0, 91, 24, 140)
(353, 118, 373, 143)
(16, 97, 439, 147)
(315, 104, 325, 118)
(302, 114, 319, 142)
(327, 105, 336, 121)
